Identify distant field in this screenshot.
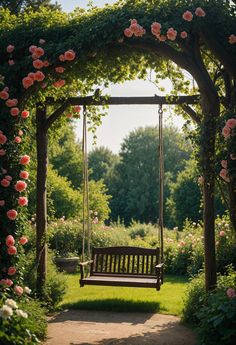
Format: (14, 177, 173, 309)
(60, 274, 188, 316)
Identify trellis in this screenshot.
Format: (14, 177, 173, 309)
(35, 93, 200, 290)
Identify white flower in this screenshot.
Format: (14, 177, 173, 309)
(0, 305, 13, 319)
(15, 309, 28, 318)
(5, 299, 18, 309)
(24, 286, 31, 294)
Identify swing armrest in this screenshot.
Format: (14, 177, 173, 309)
(79, 260, 93, 281)
(79, 260, 93, 267)
(155, 263, 164, 284)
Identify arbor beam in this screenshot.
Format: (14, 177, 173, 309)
(46, 94, 200, 106)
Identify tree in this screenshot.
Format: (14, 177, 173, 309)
(109, 126, 191, 225)
(0, 0, 61, 13)
(49, 125, 83, 189)
(88, 146, 119, 183)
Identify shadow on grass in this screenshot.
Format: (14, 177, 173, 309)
(61, 298, 163, 313)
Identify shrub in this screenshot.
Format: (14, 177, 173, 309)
(22, 246, 67, 310)
(48, 219, 130, 258)
(182, 272, 206, 324)
(183, 267, 236, 345)
(0, 297, 46, 345)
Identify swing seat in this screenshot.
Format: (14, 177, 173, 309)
(79, 246, 164, 290)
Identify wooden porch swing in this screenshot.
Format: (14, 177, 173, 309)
(79, 105, 165, 290)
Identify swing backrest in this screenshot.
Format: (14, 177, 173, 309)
(90, 246, 160, 277)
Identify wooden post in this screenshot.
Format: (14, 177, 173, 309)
(36, 103, 48, 294)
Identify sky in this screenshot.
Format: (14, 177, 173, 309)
(54, 0, 186, 153)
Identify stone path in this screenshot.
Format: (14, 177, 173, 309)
(44, 310, 197, 345)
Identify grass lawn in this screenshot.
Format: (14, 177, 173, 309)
(60, 274, 188, 316)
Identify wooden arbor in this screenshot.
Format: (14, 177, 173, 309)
(35, 94, 203, 292)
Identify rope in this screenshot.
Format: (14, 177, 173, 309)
(158, 104, 164, 263)
(82, 106, 91, 261)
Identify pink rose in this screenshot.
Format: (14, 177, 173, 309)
(22, 76, 34, 89)
(59, 54, 65, 62)
(6, 235, 15, 246)
(34, 47, 45, 58)
(6, 45, 15, 53)
(29, 45, 37, 53)
(6, 98, 18, 107)
(74, 105, 81, 113)
(167, 27, 177, 41)
(222, 126, 231, 139)
(10, 107, 20, 117)
(226, 288, 236, 298)
(21, 110, 29, 119)
(183, 11, 193, 21)
(19, 171, 29, 179)
(19, 236, 28, 245)
(53, 80, 65, 88)
(151, 22, 162, 35)
(15, 180, 27, 192)
(8, 59, 15, 66)
(0, 149, 6, 156)
(64, 50, 76, 61)
(28, 72, 35, 81)
(18, 197, 28, 206)
(8, 246, 17, 255)
(229, 34, 236, 45)
(221, 160, 227, 169)
(7, 209, 18, 220)
(226, 118, 236, 129)
(195, 7, 206, 17)
(39, 39, 46, 45)
(14, 285, 24, 296)
(219, 169, 230, 182)
(14, 136, 21, 143)
(5, 175, 12, 181)
(0, 90, 9, 100)
(44, 60, 50, 67)
(33, 59, 44, 69)
(0, 278, 13, 287)
(0, 133, 7, 144)
(130, 19, 137, 25)
(18, 130, 23, 136)
(181, 31, 188, 39)
(19, 155, 30, 165)
(1, 179, 10, 187)
(34, 71, 45, 82)
(124, 28, 133, 37)
(55, 67, 65, 73)
(219, 230, 225, 237)
(8, 267, 16, 276)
